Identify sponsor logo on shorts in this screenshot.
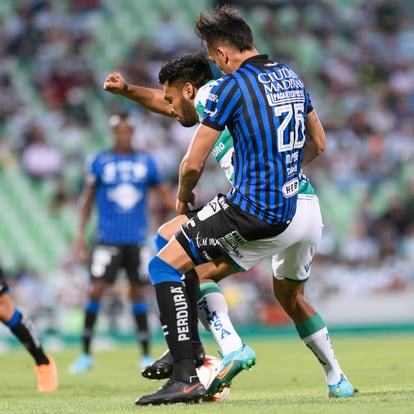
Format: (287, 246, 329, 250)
(218, 196, 229, 210)
(197, 199, 221, 221)
(218, 231, 246, 259)
(195, 232, 220, 249)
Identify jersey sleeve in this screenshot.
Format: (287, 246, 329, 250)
(201, 76, 241, 131)
(305, 91, 313, 114)
(195, 81, 235, 184)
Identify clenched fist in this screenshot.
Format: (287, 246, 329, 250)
(103, 72, 128, 94)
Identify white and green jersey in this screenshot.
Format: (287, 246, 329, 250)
(195, 81, 317, 199)
(196, 81, 234, 183)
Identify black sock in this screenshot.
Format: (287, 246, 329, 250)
(182, 270, 201, 345)
(8, 311, 49, 365)
(182, 270, 205, 363)
(173, 359, 200, 383)
(154, 281, 197, 381)
(82, 310, 98, 354)
(132, 312, 150, 355)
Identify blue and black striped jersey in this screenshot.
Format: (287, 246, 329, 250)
(85, 151, 162, 245)
(202, 55, 313, 224)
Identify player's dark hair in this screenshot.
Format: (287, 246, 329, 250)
(194, 5, 254, 52)
(158, 53, 213, 87)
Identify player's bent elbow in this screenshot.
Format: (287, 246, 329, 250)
(316, 141, 326, 154)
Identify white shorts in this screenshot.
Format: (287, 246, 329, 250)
(227, 197, 323, 282)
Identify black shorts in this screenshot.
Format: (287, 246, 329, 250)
(0, 270, 10, 296)
(89, 244, 148, 285)
(176, 194, 289, 265)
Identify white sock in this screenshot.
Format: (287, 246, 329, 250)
(197, 285, 243, 356)
(303, 327, 343, 385)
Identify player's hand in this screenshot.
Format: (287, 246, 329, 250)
(103, 72, 128, 95)
(176, 192, 195, 214)
(73, 235, 89, 262)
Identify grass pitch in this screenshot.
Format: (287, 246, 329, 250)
(1, 332, 414, 414)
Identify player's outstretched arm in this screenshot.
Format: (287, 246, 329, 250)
(103, 72, 173, 117)
(302, 109, 326, 166)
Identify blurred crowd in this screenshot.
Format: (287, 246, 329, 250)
(0, 0, 414, 334)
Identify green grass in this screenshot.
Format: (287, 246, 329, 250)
(1, 332, 414, 413)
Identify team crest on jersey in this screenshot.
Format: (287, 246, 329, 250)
(107, 184, 143, 210)
(208, 93, 219, 103)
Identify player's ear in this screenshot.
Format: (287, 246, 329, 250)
(217, 47, 229, 64)
(183, 82, 196, 100)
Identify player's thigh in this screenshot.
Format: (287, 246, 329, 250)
(0, 292, 15, 321)
(272, 198, 323, 281)
(0, 273, 15, 321)
(233, 198, 322, 272)
(0, 273, 10, 296)
(158, 214, 189, 240)
(196, 261, 236, 283)
(89, 244, 122, 285)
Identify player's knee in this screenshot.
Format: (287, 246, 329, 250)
(148, 256, 182, 285)
(157, 215, 188, 241)
(157, 221, 174, 240)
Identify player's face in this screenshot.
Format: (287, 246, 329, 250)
(163, 82, 199, 127)
(112, 121, 134, 152)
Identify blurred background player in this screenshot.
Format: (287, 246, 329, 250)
(0, 264, 58, 391)
(103, 57, 257, 390)
(69, 113, 176, 373)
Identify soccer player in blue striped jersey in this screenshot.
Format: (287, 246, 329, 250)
(69, 113, 176, 374)
(104, 61, 256, 392)
(104, 46, 353, 403)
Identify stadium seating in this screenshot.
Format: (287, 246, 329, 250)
(0, 0, 408, 280)
(0, 0, 211, 273)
